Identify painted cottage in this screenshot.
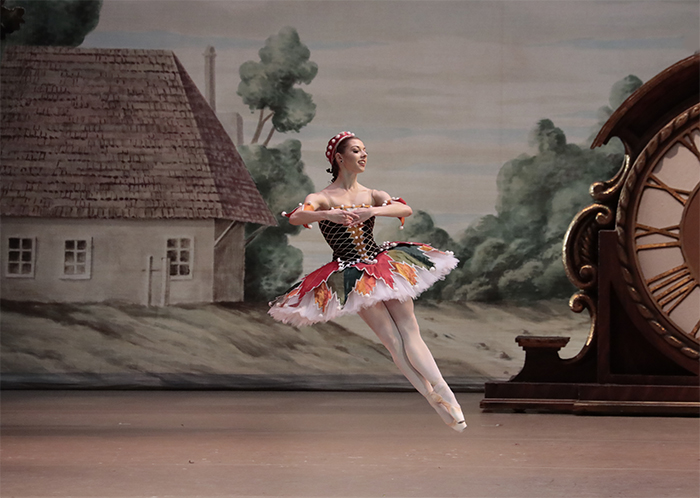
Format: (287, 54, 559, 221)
(0, 46, 276, 305)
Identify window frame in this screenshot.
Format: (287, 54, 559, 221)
(166, 237, 194, 281)
(60, 237, 93, 280)
(5, 236, 37, 279)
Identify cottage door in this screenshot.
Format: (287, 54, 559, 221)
(143, 255, 170, 306)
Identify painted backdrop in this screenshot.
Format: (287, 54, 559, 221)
(1, 0, 698, 389)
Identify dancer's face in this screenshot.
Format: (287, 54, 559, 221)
(336, 138, 367, 174)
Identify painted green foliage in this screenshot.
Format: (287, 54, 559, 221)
(238, 26, 642, 304)
(237, 27, 318, 302)
(391, 75, 643, 302)
(1, 0, 101, 47)
(237, 26, 318, 146)
(240, 140, 315, 302)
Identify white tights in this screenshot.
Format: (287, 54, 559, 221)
(358, 299, 460, 410)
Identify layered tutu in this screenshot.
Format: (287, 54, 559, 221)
(269, 242, 458, 327)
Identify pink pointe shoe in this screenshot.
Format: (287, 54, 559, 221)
(428, 389, 467, 433)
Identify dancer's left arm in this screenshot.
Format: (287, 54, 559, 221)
(350, 190, 412, 225)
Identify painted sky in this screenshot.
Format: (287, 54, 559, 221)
(83, 0, 699, 270)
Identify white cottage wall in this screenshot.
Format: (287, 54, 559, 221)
(213, 219, 245, 303)
(1, 218, 216, 305)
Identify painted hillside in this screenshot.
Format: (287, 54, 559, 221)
(1, 299, 590, 390)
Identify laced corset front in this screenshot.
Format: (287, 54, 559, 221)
(318, 205, 381, 266)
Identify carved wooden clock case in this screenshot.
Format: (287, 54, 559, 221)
(481, 53, 699, 415)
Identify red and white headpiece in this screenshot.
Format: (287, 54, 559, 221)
(325, 131, 355, 165)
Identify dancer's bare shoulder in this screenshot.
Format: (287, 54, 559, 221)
(302, 192, 331, 211)
(371, 189, 392, 206)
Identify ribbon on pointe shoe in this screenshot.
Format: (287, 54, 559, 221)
(428, 390, 467, 433)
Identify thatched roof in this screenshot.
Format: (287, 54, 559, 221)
(0, 46, 276, 226)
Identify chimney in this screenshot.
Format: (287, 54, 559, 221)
(204, 45, 216, 112)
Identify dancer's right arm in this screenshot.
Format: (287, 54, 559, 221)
(288, 193, 360, 226)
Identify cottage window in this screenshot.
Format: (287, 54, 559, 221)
(166, 238, 193, 279)
(62, 239, 92, 279)
(6, 237, 36, 278)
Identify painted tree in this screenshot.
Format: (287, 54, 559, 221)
(586, 74, 643, 150)
(236, 27, 318, 301)
(237, 26, 318, 146)
(0, 0, 25, 41)
(443, 75, 643, 302)
(239, 140, 315, 301)
(395, 75, 643, 303)
(1, 0, 101, 47)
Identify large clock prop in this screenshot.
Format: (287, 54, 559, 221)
(481, 54, 699, 415)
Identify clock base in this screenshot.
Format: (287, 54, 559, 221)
(481, 231, 699, 415)
(481, 383, 699, 416)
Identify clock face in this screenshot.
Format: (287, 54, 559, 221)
(631, 112, 699, 343)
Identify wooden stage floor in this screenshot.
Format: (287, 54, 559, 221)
(1, 390, 698, 498)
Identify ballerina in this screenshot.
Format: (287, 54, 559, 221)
(269, 131, 465, 432)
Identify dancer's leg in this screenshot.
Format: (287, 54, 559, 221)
(383, 299, 466, 432)
(357, 302, 432, 397)
(358, 300, 461, 430)
(383, 299, 460, 407)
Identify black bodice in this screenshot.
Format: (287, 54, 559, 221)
(318, 215, 382, 264)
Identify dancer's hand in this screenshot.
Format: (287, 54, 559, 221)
(348, 207, 375, 225)
(326, 209, 360, 225)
